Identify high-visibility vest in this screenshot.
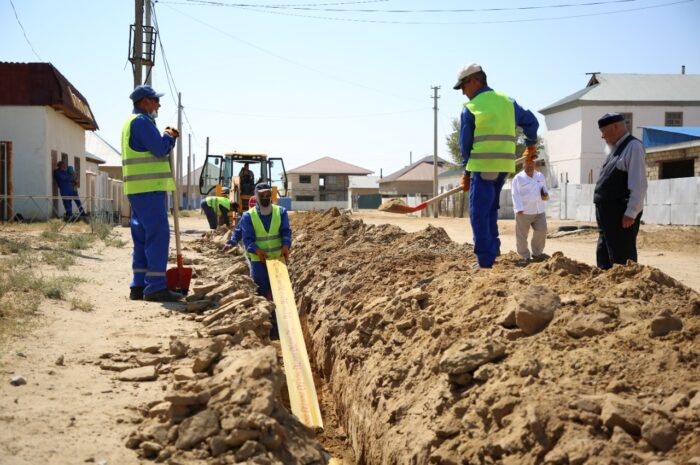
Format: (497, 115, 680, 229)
(121, 114, 176, 195)
(247, 205, 282, 262)
(206, 196, 231, 213)
(465, 91, 517, 173)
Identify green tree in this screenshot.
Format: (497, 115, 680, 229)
(445, 117, 544, 169)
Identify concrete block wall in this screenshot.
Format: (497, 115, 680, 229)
(546, 177, 699, 225)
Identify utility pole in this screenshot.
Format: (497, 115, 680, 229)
(409, 151, 412, 165)
(132, 0, 144, 87)
(431, 86, 440, 218)
(187, 134, 192, 210)
(144, 0, 152, 85)
(177, 92, 183, 209)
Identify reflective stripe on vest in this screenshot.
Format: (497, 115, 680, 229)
(465, 91, 517, 173)
(121, 114, 176, 195)
(247, 205, 282, 262)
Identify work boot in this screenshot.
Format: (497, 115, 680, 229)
(531, 253, 550, 263)
(144, 289, 184, 302)
(515, 258, 530, 267)
(129, 286, 145, 300)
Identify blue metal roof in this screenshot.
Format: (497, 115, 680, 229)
(641, 126, 700, 147)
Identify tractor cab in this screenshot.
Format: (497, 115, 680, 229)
(199, 152, 287, 224)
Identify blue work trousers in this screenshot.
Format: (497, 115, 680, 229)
(469, 172, 507, 268)
(61, 190, 85, 216)
(250, 261, 279, 338)
(128, 191, 170, 295)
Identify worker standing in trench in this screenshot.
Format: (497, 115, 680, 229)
(201, 188, 232, 230)
(453, 63, 539, 269)
(239, 183, 291, 339)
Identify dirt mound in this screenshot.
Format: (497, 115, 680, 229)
(290, 210, 700, 465)
(378, 198, 408, 212)
(106, 245, 330, 464)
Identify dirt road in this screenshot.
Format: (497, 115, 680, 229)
(0, 225, 200, 465)
(354, 211, 700, 291)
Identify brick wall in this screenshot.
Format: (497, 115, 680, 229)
(645, 145, 700, 180)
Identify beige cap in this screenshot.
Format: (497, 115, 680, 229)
(453, 63, 482, 89)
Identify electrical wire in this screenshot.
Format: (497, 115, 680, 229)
(152, 2, 200, 143)
(160, 3, 422, 103)
(166, 0, 693, 25)
(176, 0, 637, 13)
(9, 0, 42, 61)
(185, 105, 431, 119)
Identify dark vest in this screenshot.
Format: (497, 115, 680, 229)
(594, 135, 638, 204)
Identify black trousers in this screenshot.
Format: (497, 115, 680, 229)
(595, 201, 642, 270)
(201, 200, 229, 230)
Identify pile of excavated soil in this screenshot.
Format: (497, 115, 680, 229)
(290, 209, 700, 465)
(378, 198, 409, 212)
(106, 239, 330, 464)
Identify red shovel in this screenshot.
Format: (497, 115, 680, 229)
(379, 155, 528, 214)
(165, 148, 192, 294)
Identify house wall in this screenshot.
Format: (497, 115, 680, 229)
(288, 173, 351, 201)
(645, 144, 700, 180)
(288, 173, 320, 201)
(543, 107, 584, 186)
(379, 180, 434, 196)
(0, 105, 86, 219)
(544, 104, 700, 184)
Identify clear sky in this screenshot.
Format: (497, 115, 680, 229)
(3, 0, 700, 177)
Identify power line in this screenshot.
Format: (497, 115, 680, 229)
(185, 105, 431, 119)
(9, 0, 42, 61)
(166, 0, 693, 25)
(160, 3, 421, 103)
(176, 0, 638, 13)
(151, 2, 200, 143)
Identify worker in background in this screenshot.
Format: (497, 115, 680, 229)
(511, 158, 549, 266)
(239, 163, 255, 197)
(454, 63, 539, 269)
(223, 197, 255, 252)
(241, 183, 291, 339)
(201, 188, 232, 230)
(53, 161, 85, 220)
(594, 112, 647, 269)
(122, 84, 183, 302)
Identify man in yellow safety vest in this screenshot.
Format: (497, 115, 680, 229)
(453, 63, 539, 269)
(121, 84, 183, 302)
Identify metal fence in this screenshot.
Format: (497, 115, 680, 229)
(546, 177, 699, 225)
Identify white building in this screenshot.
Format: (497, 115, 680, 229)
(0, 62, 98, 221)
(540, 73, 700, 185)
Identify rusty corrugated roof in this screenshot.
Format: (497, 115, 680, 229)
(0, 62, 98, 130)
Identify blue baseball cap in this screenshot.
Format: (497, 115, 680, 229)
(129, 85, 164, 103)
(255, 182, 272, 192)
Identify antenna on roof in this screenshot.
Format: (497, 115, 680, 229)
(585, 72, 601, 87)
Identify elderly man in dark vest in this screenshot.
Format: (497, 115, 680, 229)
(594, 112, 647, 270)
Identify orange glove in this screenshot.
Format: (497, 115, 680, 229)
(461, 172, 471, 192)
(281, 245, 290, 263)
(164, 127, 180, 139)
(255, 248, 267, 263)
(523, 145, 538, 162)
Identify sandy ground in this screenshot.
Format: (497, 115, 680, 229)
(0, 225, 203, 465)
(353, 211, 700, 292)
(0, 210, 696, 464)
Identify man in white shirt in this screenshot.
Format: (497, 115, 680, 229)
(511, 159, 549, 265)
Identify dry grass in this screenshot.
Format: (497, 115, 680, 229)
(0, 233, 86, 343)
(69, 297, 95, 312)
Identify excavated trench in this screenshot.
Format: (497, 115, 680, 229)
(119, 211, 700, 464)
(289, 209, 700, 465)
